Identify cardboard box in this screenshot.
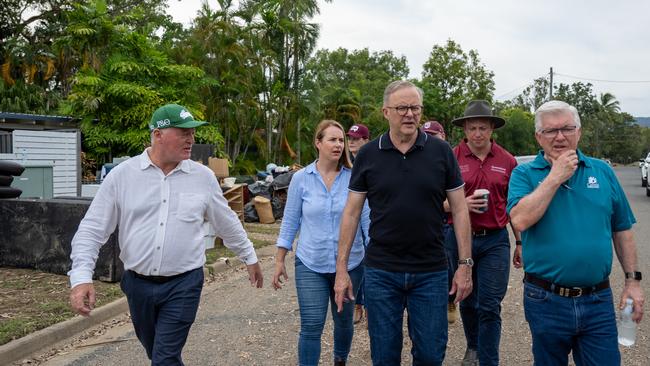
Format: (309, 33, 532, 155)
(208, 157, 229, 178)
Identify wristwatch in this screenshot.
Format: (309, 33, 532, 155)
(458, 258, 474, 267)
(625, 271, 642, 281)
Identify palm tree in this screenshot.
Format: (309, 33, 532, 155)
(599, 92, 620, 113)
(242, 0, 331, 162)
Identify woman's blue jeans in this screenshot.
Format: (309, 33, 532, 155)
(295, 257, 363, 366)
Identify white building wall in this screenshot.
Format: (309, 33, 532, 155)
(0, 130, 79, 197)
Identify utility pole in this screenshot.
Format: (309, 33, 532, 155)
(549, 67, 553, 99)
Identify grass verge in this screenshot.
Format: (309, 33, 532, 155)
(0, 222, 280, 346)
(0, 269, 123, 345)
(205, 223, 279, 264)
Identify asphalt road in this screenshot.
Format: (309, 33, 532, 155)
(31, 166, 650, 366)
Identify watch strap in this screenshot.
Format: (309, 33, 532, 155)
(625, 271, 642, 281)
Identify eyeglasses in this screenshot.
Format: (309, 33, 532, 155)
(539, 125, 578, 138)
(387, 105, 423, 116)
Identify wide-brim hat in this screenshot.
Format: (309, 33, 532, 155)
(452, 100, 505, 129)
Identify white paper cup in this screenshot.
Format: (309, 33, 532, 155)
(474, 189, 490, 213)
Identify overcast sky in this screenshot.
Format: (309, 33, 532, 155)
(168, 0, 650, 117)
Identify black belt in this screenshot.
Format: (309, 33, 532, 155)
(524, 273, 610, 298)
(472, 228, 503, 237)
(129, 270, 188, 284)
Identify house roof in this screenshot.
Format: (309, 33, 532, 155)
(0, 112, 80, 130)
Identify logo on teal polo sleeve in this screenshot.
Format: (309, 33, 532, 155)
(587, 176, 599, 189)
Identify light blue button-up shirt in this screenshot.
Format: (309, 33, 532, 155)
(276, 161, 369, 273)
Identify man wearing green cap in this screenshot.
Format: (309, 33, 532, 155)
(69, 104, 264, 365)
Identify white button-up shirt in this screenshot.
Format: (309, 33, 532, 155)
(69, 149, 257, 288)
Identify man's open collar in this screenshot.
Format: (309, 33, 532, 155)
(378, 129, 427, 151)
(139, 148, 191, 173)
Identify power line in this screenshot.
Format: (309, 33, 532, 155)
(554, 72, 650, 84)
(495, 74, 548, 100)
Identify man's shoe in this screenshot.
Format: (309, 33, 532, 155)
(461, 348, 478, 366)
(448, 302, 459, 324)
(353, 304, 363, 324)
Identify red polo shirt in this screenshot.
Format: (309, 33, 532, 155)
(450, 139, 517, 231)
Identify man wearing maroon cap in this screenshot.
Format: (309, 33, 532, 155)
(346, 123, 370, 163)
(447, 100, 521, 366)
(346, 123, 371, 324)
(422, 120, 446, 140)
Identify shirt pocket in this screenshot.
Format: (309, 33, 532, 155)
(177, 193, 206, 222)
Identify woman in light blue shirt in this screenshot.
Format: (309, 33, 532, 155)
(272, 120, 369, 366)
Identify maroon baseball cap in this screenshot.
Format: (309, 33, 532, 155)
(422, 120, 445, 135)
(347, 123, 370, 139)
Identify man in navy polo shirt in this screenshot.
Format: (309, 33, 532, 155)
(445, 100, 520, 366)
(333, 80, 473, 365)
(508, 100, 644, 365)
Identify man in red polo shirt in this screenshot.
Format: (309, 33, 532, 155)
(446, 100, 520, 366)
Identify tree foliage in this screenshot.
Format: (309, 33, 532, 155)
(418, 39, 496, 145)
(1, 1, 646, 169)
(57, 0, 219, 163)
(302, 48, 409, 142)
(494, 108, 537, 156)
(508, 80, 648, 162)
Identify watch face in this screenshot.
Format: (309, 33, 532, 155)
(459, 258, 474, 266)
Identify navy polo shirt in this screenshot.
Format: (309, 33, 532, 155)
(349, 130, 464, 273)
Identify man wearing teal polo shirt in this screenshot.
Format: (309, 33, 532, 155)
(507, 100, 644, 365)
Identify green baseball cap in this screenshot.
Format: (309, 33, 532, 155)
(149, 104, 208, 130)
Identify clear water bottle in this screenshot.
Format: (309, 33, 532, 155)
(617, 298, 636, 346)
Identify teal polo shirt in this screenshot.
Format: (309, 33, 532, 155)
(507, 150, 635, 286)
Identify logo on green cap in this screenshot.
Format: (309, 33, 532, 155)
(149, 104, 207, 130)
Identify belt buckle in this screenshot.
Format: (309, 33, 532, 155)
(558, 286, 582, 297)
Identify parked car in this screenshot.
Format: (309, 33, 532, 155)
(641, 152, 650, 188)
(515, 155, 537, 165)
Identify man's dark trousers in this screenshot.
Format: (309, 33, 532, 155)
(120, 267, 204, 366)
(446, 227, 510, 366)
